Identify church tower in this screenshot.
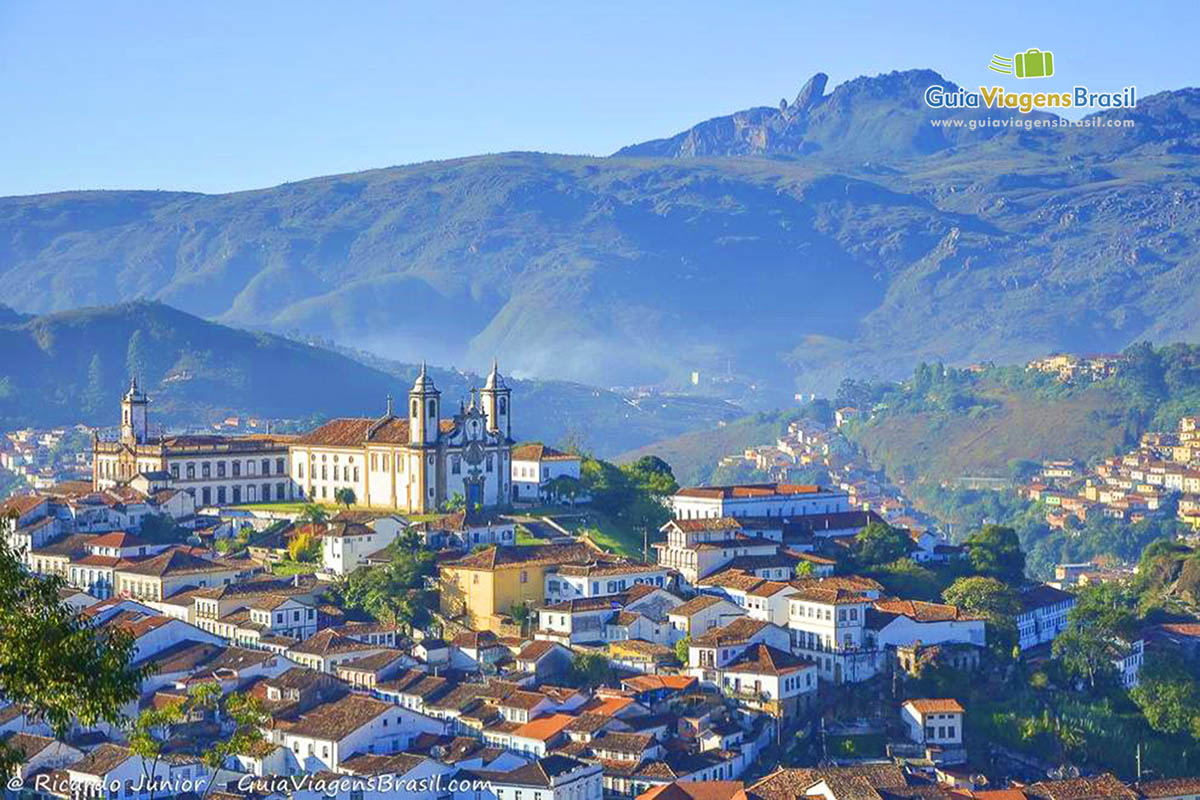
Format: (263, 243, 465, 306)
(120, 376, 149, 445)
(408, 362, 441, 446)
(480, 358, 512, 440)
(408, 362, 440, 513)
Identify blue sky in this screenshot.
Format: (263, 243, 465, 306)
(1, 0, 1195, 196)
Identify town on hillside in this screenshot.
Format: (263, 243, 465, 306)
(5, 369, 1200, 800)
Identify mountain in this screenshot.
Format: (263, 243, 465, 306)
(3, 70, 1200, 401)
(0, 301, 739, 456)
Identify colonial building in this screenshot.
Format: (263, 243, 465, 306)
(288, 362, 513, 513)
(92, 379, 293, 506)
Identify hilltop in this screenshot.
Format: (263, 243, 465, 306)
(0, 301, 738, 456)
(3, 71, 1200, 399)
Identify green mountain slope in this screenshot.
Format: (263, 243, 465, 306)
(2, 72, 1200, 400)
(0, 301, 738, 456)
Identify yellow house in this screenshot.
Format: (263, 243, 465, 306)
(439, 541, 603, 632)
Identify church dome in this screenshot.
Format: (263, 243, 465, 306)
(411, 361, 438, 393)
(484, 359, 507, 390)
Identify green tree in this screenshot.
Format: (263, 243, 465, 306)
(445, 491, 466, 511)
(853, 521, 914, 568)
(943, 575, 1021, 655)
(1132, 653, 1200, 738)
(287, 531, 322, 563)
(83, 353, 107, 416)
(0, 526, 148, 774)
(1051, 583, 1136, 690)
(963, 524, 1026, 581)
(336, 531, 436, 631)
(334, 487, 356, 509)
(570, 651, 615, 688)
(674, 635, 691, 664)
(126, 328, 150, 384)
(298, 503, 329, 526)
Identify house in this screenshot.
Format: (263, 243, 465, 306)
(901, 698, 964, 747)
(113, 547, 245, 602)
(484, 755, 603, 800)
(61, 743, 209, 800)
(286, 630, 392, 673)
(608, 639, 676, 673)
(1, 732, 83, 795)
(439, 541, 604, 632)
(668, 483, 851, 521)
(335, 650, 410, 690)
(717, 644, 818, 721)
(408, 510, 516, 551)
(515, 640, 573, 681)
(547, 561, 672, 601)
(786, 577, 882, 685)
(507, 713, 576, 756)
(1026, 773, 1139, 799)
(636, 780, 747, 800)
(511, 444, 585, 504)
(688, 617, 790, 685)
(867, 599, 987, 653)
(1137, 777, 1200, 800)
(267, 693, 440, 772)
(321, 515, 407, 575)
(1017, 583, 1076, 651)
(654, 518, 779, 585)
(668, 595, 744, 641)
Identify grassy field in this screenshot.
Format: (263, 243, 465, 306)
(270, 559, 320, 577)
(617, 409, 805, 485)
(849, 381, 1136, 485)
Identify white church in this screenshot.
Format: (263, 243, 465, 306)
(288, 361, 514, 513)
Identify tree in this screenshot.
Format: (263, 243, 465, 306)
(0, 526, 148, 774)
(1131, 653, 1200, 738)
(853, 521, 914, 568)
(963, 524, 1026, 581)
(334, 487, 356, 509)
(445, 491, 466, 512)
(336, 532, 436, 631)
(287, 531, 321, 563)
(510, 602, 531, 633)
(943, 575, 1021, 655)
(1051, 583, 1136, 690)
(298, 503, 328, 526)
(83, 353, 107, 416)
(570, 651, 615, 688)
(126, 328, 150, 384)
(674, 635, 691, 665)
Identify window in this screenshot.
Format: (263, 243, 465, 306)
(262, 458, 271, 475)
(217, 487, 226, 504)
(170, 464, 179, 479)
(276, 457, 285, 473)
(452, 456, 461, 475)
(298, 463, 305, 479)
(217, 461, 226, 478)
(486, 454, 494, 472)
(499, 397, 507, 414)
(202, 463, 211, 479)
(520, 570, 528, 584)
(427, 399, 436, 417)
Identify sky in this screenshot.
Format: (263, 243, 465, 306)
(1, 0, 1196, 196)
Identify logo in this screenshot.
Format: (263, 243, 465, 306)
(923, 47, 1135, 114)
(989, 49, 1055, 79)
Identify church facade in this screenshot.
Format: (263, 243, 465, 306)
(287, 362, 514, 513)
(92, 379, 295, 506)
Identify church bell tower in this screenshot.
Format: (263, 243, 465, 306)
(480, 359, 512, 440)
(120, 376, 149, 445)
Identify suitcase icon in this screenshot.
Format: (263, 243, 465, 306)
(1014, 48, 1054, 79)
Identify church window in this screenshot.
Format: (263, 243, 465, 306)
(276, 457, 285, 473)
(499, 397, 507, 415)
(395, 454, 403, 471)
(262, 458, 271, 475)
(297, 463, 304, 479)
(370, 454, 377, 471)
(217, 462, 226, 478)
(321, 466, 327, 480)
(202, 488, 211, 505)
(217, 487, 226, 504)
(353, 467, 360, 482)
(202, 463, 211, 479)
(452, 456, 461, 475)
(486, 454, 494, 473)
(427, 399, 436, 418)
(233, 487, 242, 504)
(232, 461, 240, 478)
(276, 482, 285, 498)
